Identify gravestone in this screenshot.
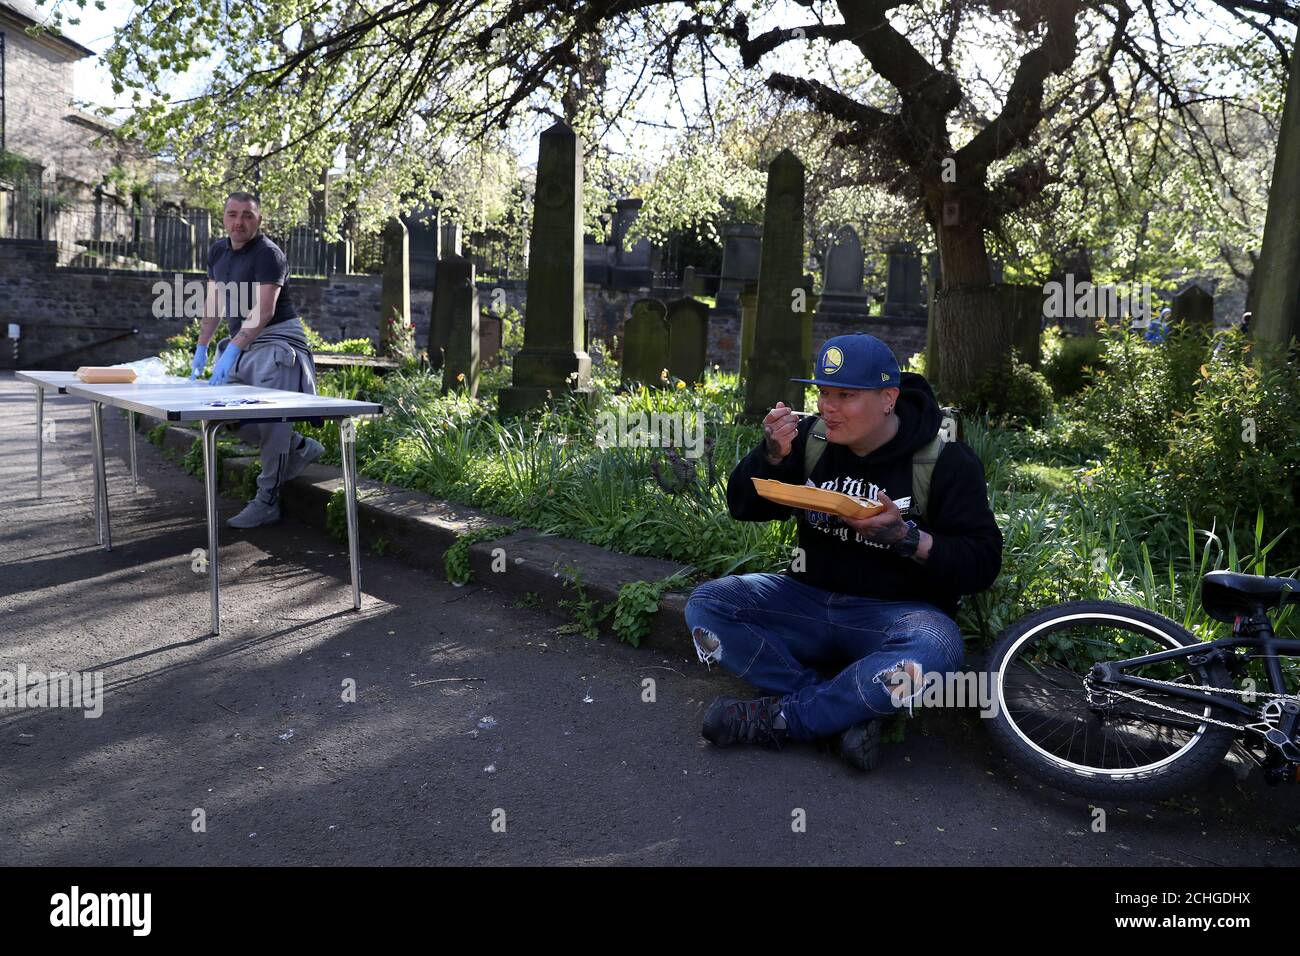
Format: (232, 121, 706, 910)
(610, 198, 654, 288)
(666, 297, 710, 384)
(330, 238, 353, 275)
(402, 206, 440, 290)
(583, 233, 611, 285)
(498, 122, 593, 417)
(441, 221, 463, 258)
(622, 298, 669, 387)
(818, 225, 869, 320)
(479, 314, 504, 368)
(379, 216, 410, 356)
(1171, 284, 1214, 327)
(800, 273, 818, 376)
(743, 149, 807, 419)
(439, 254, 479, 396)
(738, 281, 759, 375)
(681, 265, 698, 297)
(882, 242, 925, 317)
(714, 223, 762, 317)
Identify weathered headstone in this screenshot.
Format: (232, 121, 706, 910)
(402, 206, 440, 290)
(330, 238, 353, 275)
(1171, 284, 1214, 326)
(498, 122, 592, 417)
(583, 233, 611, 286)
(738, 281, 759, 375)
(667, 297, 709, 384)
(441, 221, 463, 258)
(681, 265, 698, 297)
(622, 298, 670, 387)
(818, 225, 869, 320)
(743, 149, 807, 418)
(479, 314, 504, 368)
(715, 223, 762, 317)
(439, 254, 479, 396)
(380, 216, 410, 356)
(610, 198, 654, 288)
(800, 273, 818, 377)
(882, 241, 925, 317)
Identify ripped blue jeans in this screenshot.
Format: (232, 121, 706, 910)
(684, 573, 966, 740)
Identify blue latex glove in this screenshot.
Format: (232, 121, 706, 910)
(190, 344, 208, 380)
(209, 343, 242, 386)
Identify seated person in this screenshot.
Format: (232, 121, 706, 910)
(685, 334, 1003, 770)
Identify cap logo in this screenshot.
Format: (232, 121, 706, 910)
(822, 347, 843, 375)
(881, 371, 889, 382)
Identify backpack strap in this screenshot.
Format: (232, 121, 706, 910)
(803, 417, 829, 481)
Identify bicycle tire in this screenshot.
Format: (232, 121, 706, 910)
(985, 600, 1238, 801)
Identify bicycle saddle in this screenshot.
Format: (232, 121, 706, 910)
(1201, 570, 1300, 623)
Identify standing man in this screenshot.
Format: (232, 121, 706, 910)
(685, 334, 1003, 770)
(190, 192, 323, 528)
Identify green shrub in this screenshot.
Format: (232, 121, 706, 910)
(1041, 326, 1105, 398)
(302, 317, 376, 356)
(968, 349, 1055, 428)
(1073, 322, 1208, 461)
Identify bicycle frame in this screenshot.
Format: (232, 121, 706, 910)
(1095, 615, 1300, 722)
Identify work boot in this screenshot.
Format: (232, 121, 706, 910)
(282, 436, 324, 483)
(701, 696, 789, 749)
(839, 718, 883, 771)
(227, 496, 281, 529)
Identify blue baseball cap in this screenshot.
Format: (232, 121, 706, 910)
(791, 333, 902, 390)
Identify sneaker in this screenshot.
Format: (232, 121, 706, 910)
(701, 696, 788, 749)
(227, 496, 281, 529)
(282, 436, 324, 483)
(839, 719, 883, 771)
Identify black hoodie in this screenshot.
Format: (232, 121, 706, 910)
(726, 372, 1003, 619)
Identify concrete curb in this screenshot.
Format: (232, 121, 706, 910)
(134, 416, 695, 652)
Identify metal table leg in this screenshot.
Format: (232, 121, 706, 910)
(129, 410, 138, 491)
(35, 385, 44, 499)
(202, 420, 222, 636)
(340, 416, 361, 610)
(91, 401, 111, 551)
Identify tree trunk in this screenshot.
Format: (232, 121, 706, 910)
(925, 209, 999, 402)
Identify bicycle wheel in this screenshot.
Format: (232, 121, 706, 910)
(986, 600, 1238, 801)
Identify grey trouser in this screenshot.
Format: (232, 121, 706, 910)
(213, 317, 318, 504)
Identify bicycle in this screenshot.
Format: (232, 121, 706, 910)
(985, 570, 1300, 800)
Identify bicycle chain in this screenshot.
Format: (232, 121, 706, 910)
(1082, 672, 1299, 737)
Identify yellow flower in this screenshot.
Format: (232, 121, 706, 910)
(675, 380, 686, 390)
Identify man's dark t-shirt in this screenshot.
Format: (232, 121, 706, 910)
(207, 233, 298, 334)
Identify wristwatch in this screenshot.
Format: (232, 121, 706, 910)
(889, 520, 921, 558)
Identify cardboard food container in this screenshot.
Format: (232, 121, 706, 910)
(751, 478, 886, 519)
(76, 366, 138, 383)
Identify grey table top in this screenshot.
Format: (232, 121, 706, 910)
(17, 370, 195, 393)
(61, 380, 383, 422)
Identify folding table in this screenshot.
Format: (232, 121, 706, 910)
(40, 376, 383, 635)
